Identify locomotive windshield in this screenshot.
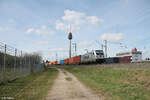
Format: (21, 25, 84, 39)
(95, 50, 104, 55)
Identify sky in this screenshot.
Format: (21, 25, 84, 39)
(0, 0, 150, 61)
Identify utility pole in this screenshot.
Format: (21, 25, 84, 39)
(3, 44, 6, 82)
(14, 48, 17, 77)
(104, 40, 107, 58)
(20, 50, 22, 74)
(101, 44, 104, 51)
(68, 32, 72, 58)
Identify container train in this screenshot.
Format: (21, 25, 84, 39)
(45, 49, 133, 66)
(62, 50, 105, 65)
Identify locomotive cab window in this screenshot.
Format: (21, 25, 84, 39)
(96, 53, 100, 55)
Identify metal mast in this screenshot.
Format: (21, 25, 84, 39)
(68, 32, 72, 58)
(104, 40, 107, 58)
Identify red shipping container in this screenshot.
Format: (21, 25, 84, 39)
(73, 55, 81, 64)
(67, 55, 81, 64)
(64, 59, 69, 64)
(69, 58, 74, 64)
(64, 59, 67, 64)
(119, 56, 131, 63)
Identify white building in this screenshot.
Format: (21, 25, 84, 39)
(116, 48, 142, 62)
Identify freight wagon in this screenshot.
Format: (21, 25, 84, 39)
(119, 56, 131, 63)
(104, 57, 131, 64)
(69, 55, 81, 64)
(64, 59, 69, 65)
(105, 57, 120, 63)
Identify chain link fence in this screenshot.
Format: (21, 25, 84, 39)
(0, 42, 44, 84)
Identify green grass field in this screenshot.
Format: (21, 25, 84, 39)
(0, 68, 58, 100)
(63, 64, 150, 100)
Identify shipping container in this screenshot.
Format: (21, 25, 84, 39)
(68, 56, 81, 64)
(113, 57, 120, 63)
(69, 57, 74, 64)
(51, 61, 54, 65)
(55, 61, 58, 65)
(57, 60, 60, 65)
(105, 58, 114, 63)
(52, 61, 56, 65)
(71, 55, 81, 64)
(119, 56, 131, 63)
(64, 59, 69, 64)
(73, 55, 81, 64)
(60, 60, 64, 65)
(105, 57, 120, 63)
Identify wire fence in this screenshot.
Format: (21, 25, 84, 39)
(0, 42, 44, 84)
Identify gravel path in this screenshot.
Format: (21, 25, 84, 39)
(46, 68, 103, 100)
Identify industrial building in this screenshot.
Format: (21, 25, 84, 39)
(116, 48, 142, 62)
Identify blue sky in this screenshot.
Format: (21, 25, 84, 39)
(0, 0, 150, 61)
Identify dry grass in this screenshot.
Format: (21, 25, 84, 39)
(0, 68, 58, 100)
(63, 63, 150, 100)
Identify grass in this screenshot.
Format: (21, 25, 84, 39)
(63, 71, 67, 75)
(0, 67, 30, 84)
(63, 63, 150, 100)
(0, 68, 58, 100)
(65, 77, 72, 81)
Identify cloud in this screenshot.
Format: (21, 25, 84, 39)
(56, 9, 103, 32)
(26, 28, 34, 34)
(26, 25, 54, 35)
(86, 16, 101, 24)
(62, 9, 85, 25)
(100, 33, 124, 42)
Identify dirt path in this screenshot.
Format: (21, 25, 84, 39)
(46, 68, 103, 100)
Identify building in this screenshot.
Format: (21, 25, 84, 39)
(116, 48, 142, 62)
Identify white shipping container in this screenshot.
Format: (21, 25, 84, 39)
(131, 52, 142, 62)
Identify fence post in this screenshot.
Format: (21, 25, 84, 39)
(30, 56, 33, 73)
(20, 50, 22, 76)
(14, 48, 17, 78)
(29, 56, 31, 73)
(24, 55, 27, 75)
(3, 44, 6, 83)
